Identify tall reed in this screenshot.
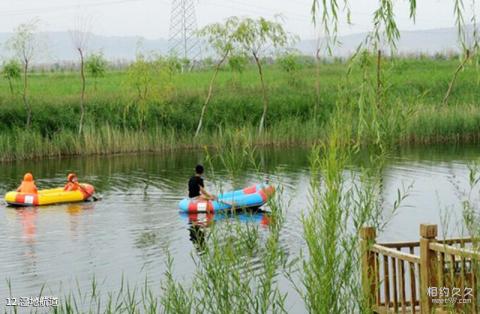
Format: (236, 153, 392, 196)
(159, 138, 289, 313)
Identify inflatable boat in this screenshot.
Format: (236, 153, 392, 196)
(4, 184, 95, 207)
(178, 183, 275, 213)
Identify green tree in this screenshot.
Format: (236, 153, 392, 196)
(232, 17, 289, 134)
(277, 52, 303, 85)
(9, 19, 41, 128)
(1, 59, 21, 95)
(228, 54, 248, 87)
(86, 52, 108, 92)
(126, 53, 160, 129)
(163, 55, 182, 80)
(194, 18, 237, 137)
(127, 54, 156, 101)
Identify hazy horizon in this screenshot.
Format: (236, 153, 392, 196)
(0, 0, 468, 40)
(0, 26, 466, 64)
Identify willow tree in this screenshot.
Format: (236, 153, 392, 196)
(194, 17, 237, 137)
(311, 0, 479, 106)
(233, 17, 289, 134)
(228, 54, 248, 88)
(71, 16, 91, 135)
(9, 20, 41, 128)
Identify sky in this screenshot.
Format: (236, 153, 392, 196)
(0, 0, 473, 39)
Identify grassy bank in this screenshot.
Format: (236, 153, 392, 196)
(0, 57, 479, 161)
(0, 120, 325, 161)
(2, 102, 480, 162)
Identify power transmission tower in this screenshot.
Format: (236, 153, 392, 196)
(169, 0, 200, 62)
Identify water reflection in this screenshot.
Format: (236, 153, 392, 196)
(1, 145, 480, 306)
(65, 203, 96, 240)
(17, 208, 38, 243)
(182, 211, 271, 251)
(66, 204, 83, 215)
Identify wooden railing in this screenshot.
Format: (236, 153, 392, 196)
(361, 224, 479, 314)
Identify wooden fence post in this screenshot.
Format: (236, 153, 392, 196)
(420, 224, 438, 314)
(360, 227, 377, 311)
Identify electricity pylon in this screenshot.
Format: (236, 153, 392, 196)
(168, 0, 200, 62)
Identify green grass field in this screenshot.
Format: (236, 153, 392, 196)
(0, 57, 479, 160)
(2, 58, 477, 103)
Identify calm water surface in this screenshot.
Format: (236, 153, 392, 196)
(0, 145, 479, 312)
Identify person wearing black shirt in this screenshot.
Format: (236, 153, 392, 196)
(188, 164, 216, 200)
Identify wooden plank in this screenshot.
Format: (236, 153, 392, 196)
(460, 256, 466, 313)
(379, 241, 420, 249)
(391, 255, 398, 313)
(383, 255, 390, 310)
(377, 237, 474, 249)
(360, 227, 377, 309)
(429, 242, 480, 259)
(471, 260, 477, 314)
(438, 252, 445, 288)
(398, 258, 407, 314)
(375, 305, 449, 314)
(451, 254, 456, 287)
(416, 263, 421, 309)
(442, 237, 475, 245)
(409, 261, 417, 313)
(419, 224, 437, 314)
(371, 244, 421, 264)
(378, 238, 479, 249)
(375, 252, 381, 306)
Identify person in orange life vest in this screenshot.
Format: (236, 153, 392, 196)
(64, 173, 81, 191)
(16, 173, 38, 194)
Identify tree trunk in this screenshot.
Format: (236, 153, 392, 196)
(314, 47, 321, 124)
(254, 54, 268, 134)
(8, 78, 14, 95)
(376, 49, 382, 108)
(232, 70, 237, 89)
(195, 54, 227, 138)
(79, 48, 86, 135)
(443, 49, 470, 106)
(22, 60, 31, 128)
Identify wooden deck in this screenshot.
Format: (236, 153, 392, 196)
(361, 224, 479, 314)
(374, 304, 453, 313)
(374, 304, 420, 313)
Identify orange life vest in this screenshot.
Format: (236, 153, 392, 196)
(64, 182, 80, 191)
(17, 181, 38, 194)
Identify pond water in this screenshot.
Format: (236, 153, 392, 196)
(0, 145, 479, 312)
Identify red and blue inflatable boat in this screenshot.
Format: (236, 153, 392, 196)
(178, 183, 275, 213)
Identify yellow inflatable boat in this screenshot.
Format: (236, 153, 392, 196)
(4, 184, 95, 207)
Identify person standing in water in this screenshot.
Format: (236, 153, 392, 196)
(17, 173, 38, 194)
(188, 164, 216, 200)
